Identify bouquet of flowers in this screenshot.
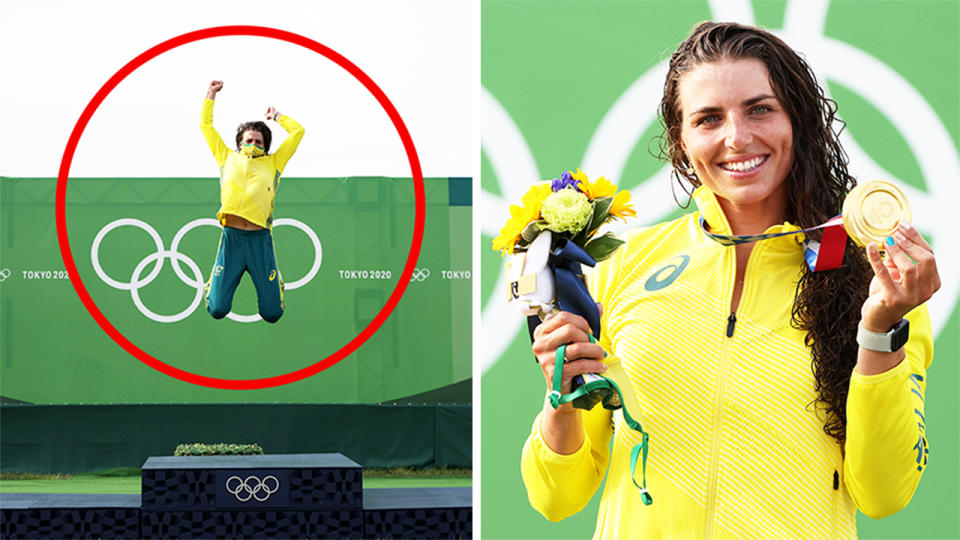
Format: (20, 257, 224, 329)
(493, 169, 636, 337)
(492, 169, 636, 258)
(493, 169, 654, 504)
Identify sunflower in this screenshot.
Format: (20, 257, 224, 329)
(609, 189, 637, 220)
(491, 182, 552, 254)
(569, 169, 592, 194)
(572, 168, 635, 219)
(573, 169, 617, 200)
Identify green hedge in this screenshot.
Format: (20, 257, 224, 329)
(174, 443, 264, 456)
(0, 403, 471, 473)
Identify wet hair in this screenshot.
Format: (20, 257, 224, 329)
(235, 121, 272, 153)
(658, 21, 873, 444)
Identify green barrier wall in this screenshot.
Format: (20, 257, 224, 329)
(0, 403, 471, 473)
(0, 176, 471, 404)
(481, 1, 959, 539)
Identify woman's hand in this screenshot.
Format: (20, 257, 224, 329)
(206, 80, 223, 100)
(862, 221, 940, 333)
(532, 308, 607, 410)
(532, 307, 607, 454)
(265, 106, 279, 121)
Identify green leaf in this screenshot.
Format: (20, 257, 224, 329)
(587, 197, 614, 234)
(584, 233, 624, 262)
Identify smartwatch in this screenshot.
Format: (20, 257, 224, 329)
(857, 319, 909, 352)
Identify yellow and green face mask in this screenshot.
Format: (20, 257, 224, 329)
(240, 142, 266, 157)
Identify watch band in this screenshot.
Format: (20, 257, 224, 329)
(857, 319, 909, 352)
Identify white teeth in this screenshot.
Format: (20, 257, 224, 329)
(723, 156, 765, 172)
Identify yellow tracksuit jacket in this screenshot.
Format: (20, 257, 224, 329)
(521, 186, 932, 539)
(200, 98, 305, 228)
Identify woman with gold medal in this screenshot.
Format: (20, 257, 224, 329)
(521, 22, 941, 538)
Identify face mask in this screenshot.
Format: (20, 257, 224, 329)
(240, 142, 266, 157)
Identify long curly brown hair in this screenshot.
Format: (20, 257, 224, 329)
(658, 21, 872, 443)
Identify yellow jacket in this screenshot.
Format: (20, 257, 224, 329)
(200, 98, 305, 228)
(521, 186, 932, 539)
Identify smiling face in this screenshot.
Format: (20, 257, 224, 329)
(678, 58, 794, 224)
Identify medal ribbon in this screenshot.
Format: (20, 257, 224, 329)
(699, 215, 848, 271)
(552, 338, 654, 505)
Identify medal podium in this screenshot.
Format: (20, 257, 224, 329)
(1, 453, 472, 538)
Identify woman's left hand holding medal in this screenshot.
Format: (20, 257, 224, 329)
(859, 221, 941, 374)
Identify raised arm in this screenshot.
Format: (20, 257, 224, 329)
(205, 80, 222, 101)
(844, 304, 932, 518)
(201, 80, 230, 166)
(844, 221, 939, 518)
(265, 105, 305, 173)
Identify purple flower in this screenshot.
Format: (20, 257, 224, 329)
(551, 171, 581, 192)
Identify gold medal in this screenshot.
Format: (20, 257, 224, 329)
(842, 180, 912, 247)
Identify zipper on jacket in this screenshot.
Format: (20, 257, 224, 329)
(705, 238, 763, 538)
(725, 312, 737, 337)
(702, 336, 733, 540)
(830, 469, 840, 538)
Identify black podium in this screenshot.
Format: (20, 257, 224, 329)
(1, 453, 472, 539)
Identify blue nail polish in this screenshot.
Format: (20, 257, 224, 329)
(885, 236, 895, 246)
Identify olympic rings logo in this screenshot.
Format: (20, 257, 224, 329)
(410, 267, 431, 282)
(225, 474, 280, 502)
(91, 218, 322, 323)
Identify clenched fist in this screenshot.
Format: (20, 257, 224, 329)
(205, 80, 223, 99)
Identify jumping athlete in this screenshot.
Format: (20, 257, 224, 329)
(200, 79, 305, 323)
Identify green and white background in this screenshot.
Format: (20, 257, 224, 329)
(0, 0, 472, 404)
(482, 1, 958, 538)
(1, 176, 471, 404)
(0, 0, 473, 471)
